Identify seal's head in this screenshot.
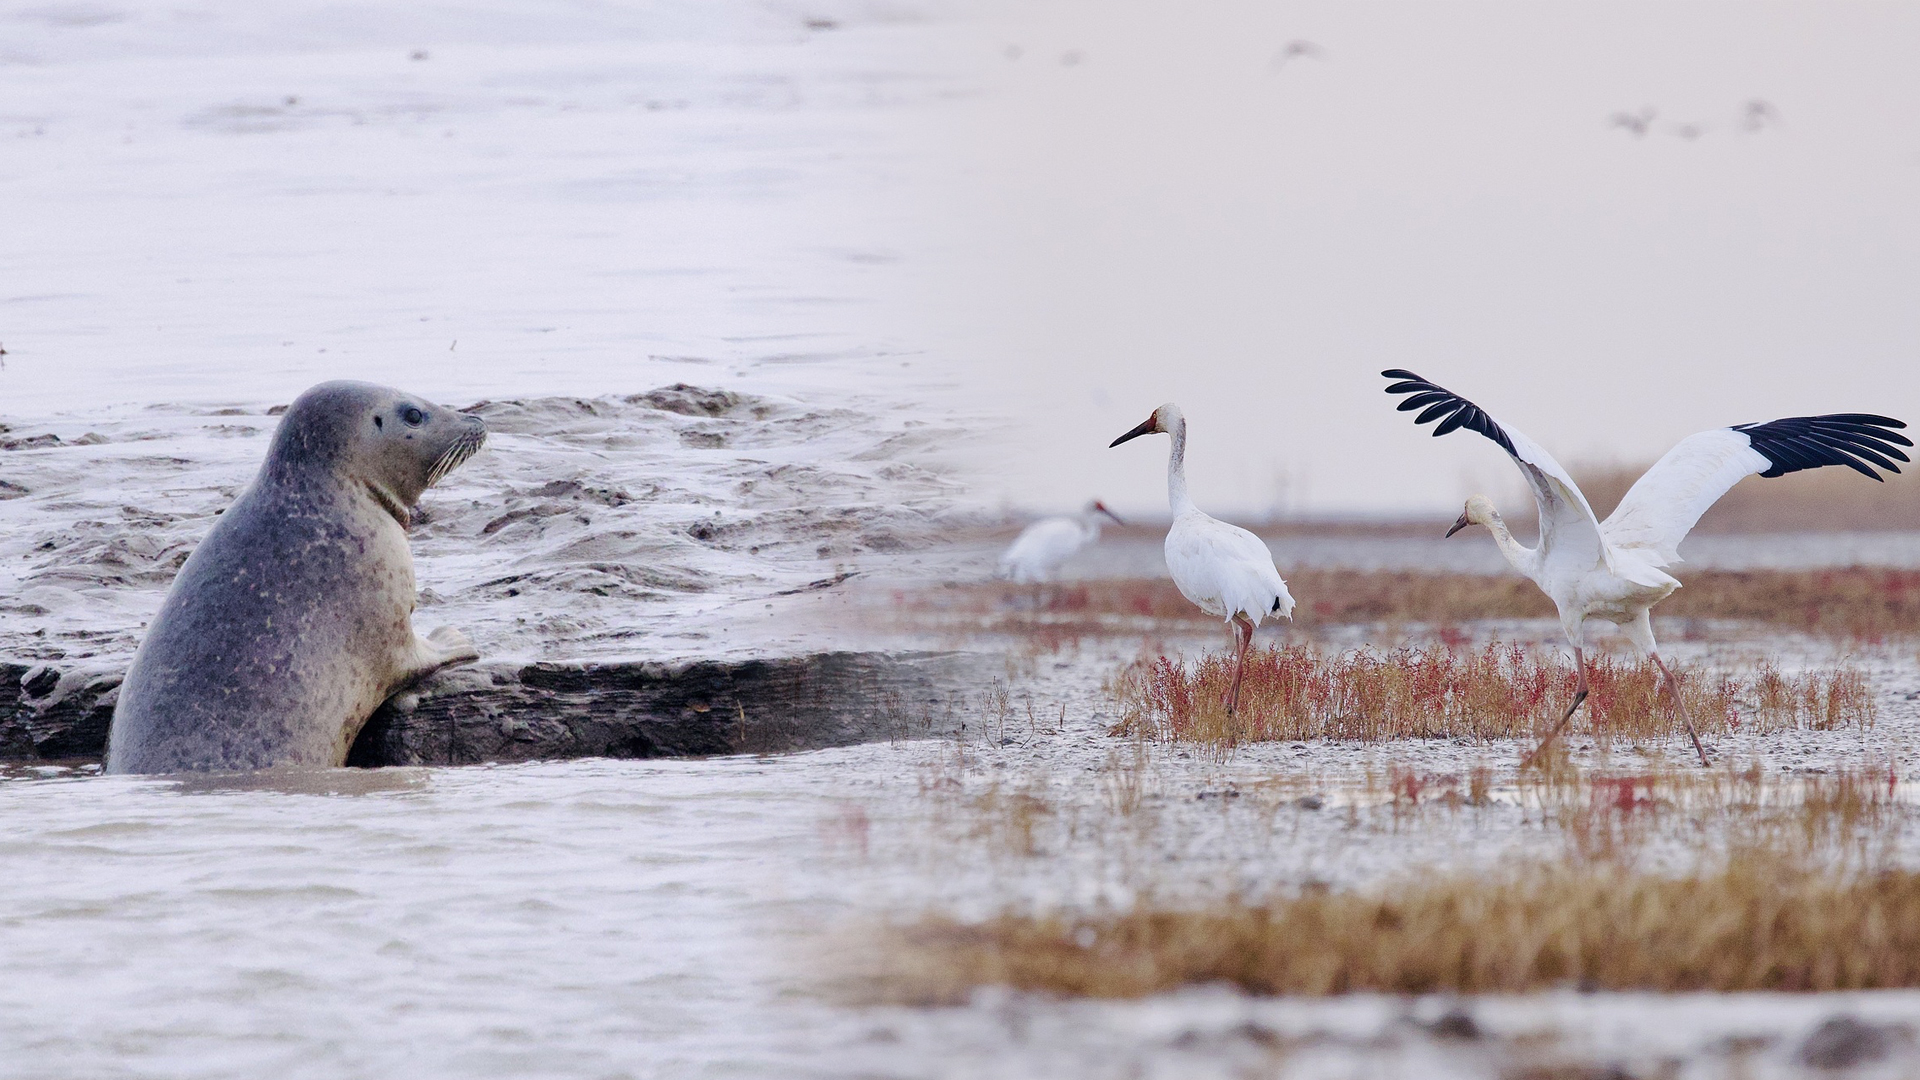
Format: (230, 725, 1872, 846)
(266, 381, 486, 521)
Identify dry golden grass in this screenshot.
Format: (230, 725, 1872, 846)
(884, 853, 1920, 999)
(1111, 643, 1874, 748)
(908, 566, 1920, 643)
(875, 761, 1914, 1001)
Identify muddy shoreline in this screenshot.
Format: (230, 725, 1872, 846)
(0, 650, 980, 767)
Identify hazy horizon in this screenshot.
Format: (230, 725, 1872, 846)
(3, 0, 1915, 521)
(917, 0, 1920, 518)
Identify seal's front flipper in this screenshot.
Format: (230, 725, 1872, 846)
(425, 625, 478, 662)
(403, 625, 479, 685)
(383, 629, 476, 724)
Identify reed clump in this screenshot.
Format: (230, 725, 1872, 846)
(1113, 643, 1874, 747)
(884, 851, 1920, 1000)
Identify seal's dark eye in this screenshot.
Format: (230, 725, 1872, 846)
(401, 406, 427, 426)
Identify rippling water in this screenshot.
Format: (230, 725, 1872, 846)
(9, 652, 1920, 1078)
(0, 757, 884, 1079)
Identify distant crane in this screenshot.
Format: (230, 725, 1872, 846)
(998, 500, 1124, 583)
(1271, 39, 1327, 71)
(1111, 404, 1295, 715)
(1609, 107, 1656, 136)
(1382, 369, 1909, 766)
(1742, 98, 1784, 131)
(1608, 99, 1782, 140)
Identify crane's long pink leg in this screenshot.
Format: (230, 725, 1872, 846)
(1651, 652, 1710, 767)
(1522, 646, 1589, 769)
(1223, 613, 1255, 716)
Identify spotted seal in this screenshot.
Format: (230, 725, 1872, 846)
(106, 381, 486, 773)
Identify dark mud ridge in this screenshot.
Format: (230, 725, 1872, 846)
(0, 652, 981, 766)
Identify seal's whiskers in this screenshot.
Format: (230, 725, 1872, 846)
(427, 429, 485, 487)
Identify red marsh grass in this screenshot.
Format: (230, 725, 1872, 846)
(1112, 643, 1874, 747)
(910, 567, 1920, 643)
(1509, 760, 1900, 866)
(1658, 567, 1920, 641)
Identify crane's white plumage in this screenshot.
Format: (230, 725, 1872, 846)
(1164, 509, 1294, 623)
(1500, 422, 1621, 585)
(998, 500, 1122, 583)
(1384, 368, 1910, 765)
(1112, 403, 1293, 714)
(1600, 429, 1770, 567)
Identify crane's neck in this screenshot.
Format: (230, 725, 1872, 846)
(1484, 510, 1540, 579)
(1165, 416, 1197, 516)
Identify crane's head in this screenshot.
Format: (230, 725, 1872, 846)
(1085, 499, 1125, 526)
(1109, 403, 1183, 448)
(1446, 494, 1499, 538)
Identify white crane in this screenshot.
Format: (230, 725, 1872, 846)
(1382, 368, 1910, 765)
(1111, 403, 1295, 715)
(997, 500, 1125, 583)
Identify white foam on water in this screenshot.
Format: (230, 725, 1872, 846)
(0, 387, 974, 664)
(0, 0, 1006, 663)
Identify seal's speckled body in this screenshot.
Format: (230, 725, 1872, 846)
(107, 381, 485, 773)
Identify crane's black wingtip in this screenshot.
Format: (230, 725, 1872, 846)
(1737, 413, 1914, 482)
(1828, 412, 1907, 428)
(1380, 370, 1517, 456)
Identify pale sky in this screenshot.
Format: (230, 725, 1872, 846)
(3, 0, 1914, 522)
(912, 0, 1920, 517)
